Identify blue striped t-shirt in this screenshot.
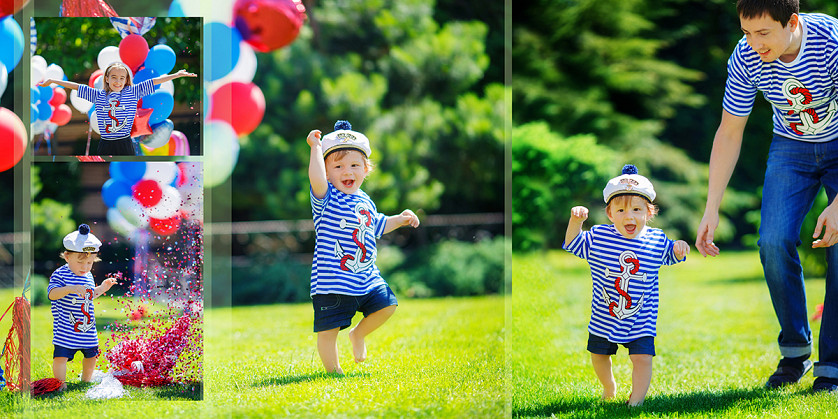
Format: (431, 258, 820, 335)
(564, 224, 684, 343)
(78, 79, 154, 139)
(47, 264, 99, 348)
(723, 13, 838, 142)
(310, 182, 388, 296)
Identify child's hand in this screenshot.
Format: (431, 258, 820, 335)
(38, 79, 53, 87)
(570, 206, 589, 222)
(102, 276, 118, 290)
(674, 240, 690, 260)
(307, 130, 322, 148)
(69, 285, 88, 297)
(399, 209, 420, 228)
(174, 69, 197, 78)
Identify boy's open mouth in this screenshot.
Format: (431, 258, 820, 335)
(624, 224, 637, 235)
(342, 179, 355, 188)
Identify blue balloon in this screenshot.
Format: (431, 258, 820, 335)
(101, 178, 134, 208)
(203, 86, 209, 116)
(38, 85, 53, 102)
(205, 22, 241, 82)
(133, 67, 160, 91)
(109, 162, 147, 183)
(143, 90, 174, 126)
(168, 0, 185, 17)
(0, 16, 24, 72)
(36, 101, 52, 121)
(145, 44, 176, 75)
(30, 104, 38, 123)
(30, 86, 39, 104)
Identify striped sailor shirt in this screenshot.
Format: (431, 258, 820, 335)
(47, 264, 99, 348)
(78, 79, 154, 139)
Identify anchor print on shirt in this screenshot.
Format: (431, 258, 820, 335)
(68, 288, 95, 333)
(600, 250, 646, 320)
(335, 202, 377, 273)
(780, 78, 837, 136)
(104, 97, 128, 134)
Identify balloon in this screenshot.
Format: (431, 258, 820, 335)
(142, 162, 178, 184)
(49, 87, 67, 106)
(89, 110, 101, 134)
(36, 101, 53, 122)
(30, 103, 38, 123)
(0, 0, 31, 16)
(115, 195, 149, 228)
(142, 91, 174, 125)
(145, 185, 180, 219)
(141, 119, 174, 148)
(101, 178, 133, 207)
(233, 0, 305, 52)
(88, 69, 104, 87)
(50, 104, 72, 126)
(180, 0, 234, 23)
(0, 63, 5, 98)
(144, 44, 176, 75)
(30, 86, 39, 104)
(0, 108, 26, 172)
(44, 63, 65, 83)
(119, 34, 150, 71)
(205, 22, 242, 82)
(203, 85, 210, 116)
(209, 41, 256, 89)
(133, 67, 158, 85)
(159, 80, 174, 96)
(208, 81, 265, 136)
(70, 89, 93, 114)
(97, 46, 122, 71)
(0, 16, 23, 72)
(110, 161, 147, 183)
(37, 85, 53, 103)
(149, 216, 180, 236)
(92, 74, 104, 90)
(131, 108, 153, 137)
(132, 179, 163, 207)
(204, 121, 239, 188)
(170, 130, 190, 156)
(107, 208, 138, 238)
(168, 0, 185, 17)
(140, 142, 171, 156)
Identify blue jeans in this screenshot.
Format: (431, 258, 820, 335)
(759, 134, 838, 379)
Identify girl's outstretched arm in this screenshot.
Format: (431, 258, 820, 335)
(307, 130, 329, 199)
(39, 79, 81, 90)
(152, 69, 198, 85)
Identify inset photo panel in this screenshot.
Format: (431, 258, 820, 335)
(31, 161, 203, 399)
(30, 17, 201, 157)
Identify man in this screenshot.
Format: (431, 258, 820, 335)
(696, 0, 838, 392)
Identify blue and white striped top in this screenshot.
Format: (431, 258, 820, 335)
(564, 225, 684, 343)
(723, 13, 838, 142)
(310, 183, 388, 296)
(47, 264, 99, 348)
(78, 79, 154, 139)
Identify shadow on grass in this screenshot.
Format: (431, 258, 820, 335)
(253, 372, 371, 387)
(514, 386, 806, 418)
(153, 381, 203, 400)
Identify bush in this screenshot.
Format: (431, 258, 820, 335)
(30, 274, 50, 306)
(231, 253, 312, 305)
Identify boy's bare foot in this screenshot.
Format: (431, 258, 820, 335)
(59, 382, 67, 392)
(602, 388, 616, 400)
(348, 328, 367, 363)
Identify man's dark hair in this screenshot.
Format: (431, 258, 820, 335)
(737, 0, 799, 27)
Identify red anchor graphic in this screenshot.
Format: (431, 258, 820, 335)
(70, 288, 96, 333)
(336, 204, 376, 272)
(601, 251, 646, 319)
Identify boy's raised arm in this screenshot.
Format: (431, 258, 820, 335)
(307, 130, 329, 199)
(565, 206, 588, 245)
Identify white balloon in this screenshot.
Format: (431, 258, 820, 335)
(142, 162, 178, 184)
(45, 63, 65, 82)
(145, 185, 181, 219)
(0, 63, 6, 98)
(107, 208, 138, 238)
(180, 0, 234, 23)
(159, 80, 174, 95)
(204, 121, 240, 188)
(208, 41, 257, 93)
(31, 119, 46, 136)
(93, 74, 103, 90)
(70, 89, 93, 114)
(90, 110, 101, 134)
(31, 55, 47, 72)
(30, 63, 44, 86)
(97, 46, 122, 71)
(116, 195, 150, 228)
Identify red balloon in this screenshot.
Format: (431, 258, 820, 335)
(208, 81, 265, 136)
(89, 69, 103, 88)
(149, 216, 181, 236)
(0, 0, 31, 16)
(50, 104, 73, 126)
(49, 87, 67, 107)
(233, 0, 306, 52)
(132, 179, 162, 207)
(119, 34, 150, 71)
(131, 107, 153, 137)
(0, 108, 26, 172)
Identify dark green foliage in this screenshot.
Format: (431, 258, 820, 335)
(231, 252, 312, 305)
(30, 274, 49, 306)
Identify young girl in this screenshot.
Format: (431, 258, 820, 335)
(563, 165, 689, 406)
(306, 120, 420, 374)
(39, 62, 196, 156)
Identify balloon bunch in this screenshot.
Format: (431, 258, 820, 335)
(169, 0, 306, 186)
(101, 162, 202, 238)
(30, 55, 71, 142)
(0, 14, 26, 172)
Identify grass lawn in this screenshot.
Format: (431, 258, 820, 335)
(0, 291, 504, 417)
(511, 250, 838, 418)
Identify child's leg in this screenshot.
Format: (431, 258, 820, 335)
(81, 356, 98, 382)
(349, 304, 396, 363)
(590, 353, 617, 399)
(628, 354, 653, 406)
(317, 327, 343, 374)
(52, 357, 69, 381)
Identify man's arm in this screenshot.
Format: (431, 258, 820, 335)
(696, 110, 749, 257)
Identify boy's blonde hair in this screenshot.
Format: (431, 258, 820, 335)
(606, 194, 659, 219)
(103, 62, 133, 94)
(60, 251, 102, 263)
(325, 149, 375, 172)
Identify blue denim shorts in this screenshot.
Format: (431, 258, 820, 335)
(587, 333, 655, 356)
(312, 284, 398, 332)
(53, 345, 99, 361)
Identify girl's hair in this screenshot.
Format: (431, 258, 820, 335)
(737, 0, 798, 27)
(103, 62, 133, 94)
(60, 251, 102, 263)
(325, 149, 375, 172)
(606, 194, 659, 219)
